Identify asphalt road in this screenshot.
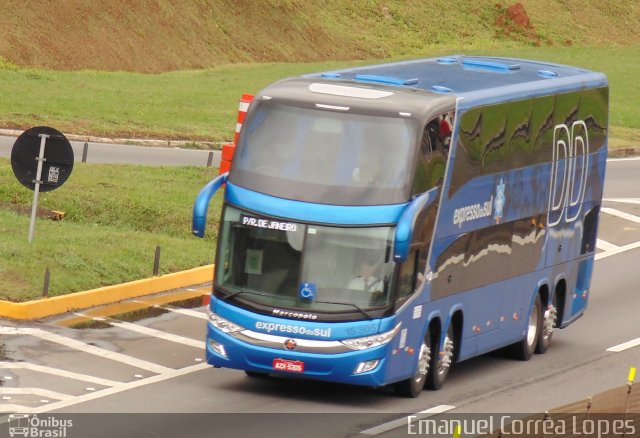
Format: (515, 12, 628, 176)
(1, 158, 640, 438)
(0, 135, 221, 167)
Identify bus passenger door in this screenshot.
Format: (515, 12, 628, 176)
(386, 249, 428, 381)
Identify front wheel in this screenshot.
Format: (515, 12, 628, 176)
(509, 294, 542, 361)
(394, 333, 431, 398)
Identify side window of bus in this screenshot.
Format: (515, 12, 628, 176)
(397, 250, 419, 301)
(397, 243, 429, 302)
(412, 112, 453, 195)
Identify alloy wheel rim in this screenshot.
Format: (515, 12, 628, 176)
(414, 341, 430, 383)
(527, 304, 538, 346)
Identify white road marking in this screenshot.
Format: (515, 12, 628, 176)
(106, 320, 206, 349)
(603, 198, 640, 205)
(0, 403, 31, 412)
(596, 239, 619, 252)
(595, 240, 640, 260)
(606, 338, 640, 352)
(0, 327, 171, 374)
(360, 404, 455, 435)
(601, 207, 640, 225)
(0, 362, 119, 387)
(0, 363, 210, 414)
(607, 156, 640, 162)
(161, 306, 209, 320)
(0, 388, 72, 401)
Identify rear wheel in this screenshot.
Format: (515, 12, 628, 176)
(535, 295, 558, 354)
(426, 324, 454, 390)
(394, 333, 431, 398)
(509, 294, 542, 361)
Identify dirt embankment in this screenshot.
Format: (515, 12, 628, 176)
(1, 1, 640, 73)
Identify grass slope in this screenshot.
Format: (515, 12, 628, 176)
(0, 159, 222, 301)
(1, 1, 640, 72)
(1, 47, 639, 145)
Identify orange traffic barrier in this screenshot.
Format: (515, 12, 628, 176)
(219, 142, 235, 175)
(233, 93, 254, 145)
(219, 93, 254, 175)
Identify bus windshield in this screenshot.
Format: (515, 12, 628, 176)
(216, 206, 397, 315)
(229, 102, 416, 205)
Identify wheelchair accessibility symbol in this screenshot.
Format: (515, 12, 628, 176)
(299, 282, 317, 300)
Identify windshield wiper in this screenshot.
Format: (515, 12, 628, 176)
(221, 290, 270, 301)
(222, 289, 289, 302)
(220, 290, 374, 320)
(310, 300, 374, 320)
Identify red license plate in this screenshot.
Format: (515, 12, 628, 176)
(272, 358, 305, 373)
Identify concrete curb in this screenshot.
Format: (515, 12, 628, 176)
(0, 264, 214, 321)
(608, 146, 640, 158)
(0, 128, 225, 149)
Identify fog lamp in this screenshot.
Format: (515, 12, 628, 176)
(209, 339, 228, 358)
(354, 359, 380, 374)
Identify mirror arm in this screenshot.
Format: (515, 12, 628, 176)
(192, 173, 228, 238)
(393, 191, 432, 261)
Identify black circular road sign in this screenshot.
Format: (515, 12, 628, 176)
(11, 126, 74, 192)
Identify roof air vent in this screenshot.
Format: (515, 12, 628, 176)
(462, 59, 521, 73)
(537, 69, 559, 78)
(320, 73, 342, 79)
(353, 75, 419, 86)
(437, 57, 459, 65)
(431, 85, 454, 94)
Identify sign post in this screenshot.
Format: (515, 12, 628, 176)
(27, 133, 49, 242)
(11, 126, 74, 242)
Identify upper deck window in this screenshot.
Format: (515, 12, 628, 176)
(229, 102, 417, 206)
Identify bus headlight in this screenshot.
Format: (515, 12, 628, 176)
(208, 310, 244, 334)
(341, 323, 401, 351)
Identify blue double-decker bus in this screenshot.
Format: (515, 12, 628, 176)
(193, 55, 608, 397)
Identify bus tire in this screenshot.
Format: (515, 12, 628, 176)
(394, 332, 431, 398)
(535, 296, 558, 354)
(509, 294, 542, 361)
(426, 324, 454, 390)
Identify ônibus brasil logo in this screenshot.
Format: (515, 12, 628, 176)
(7, 414, 73, 437)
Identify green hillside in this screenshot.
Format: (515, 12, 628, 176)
(1, 1, 639, 72)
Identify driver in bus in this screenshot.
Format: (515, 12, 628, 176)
(348, 260, 383, 293)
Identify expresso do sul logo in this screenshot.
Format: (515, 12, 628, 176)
(7, 415, 73, 438)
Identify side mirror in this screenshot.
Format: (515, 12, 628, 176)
(192, 173, 228, 238)
(393, 189, 436, 261)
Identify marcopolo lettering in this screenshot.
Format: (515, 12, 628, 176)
(272, 309, 318, 320)
(241, 215, 297, 232)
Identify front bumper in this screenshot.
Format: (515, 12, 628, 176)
(206, 323, 391, 387)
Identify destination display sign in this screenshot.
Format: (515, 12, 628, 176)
(240, 214, 298, 232)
